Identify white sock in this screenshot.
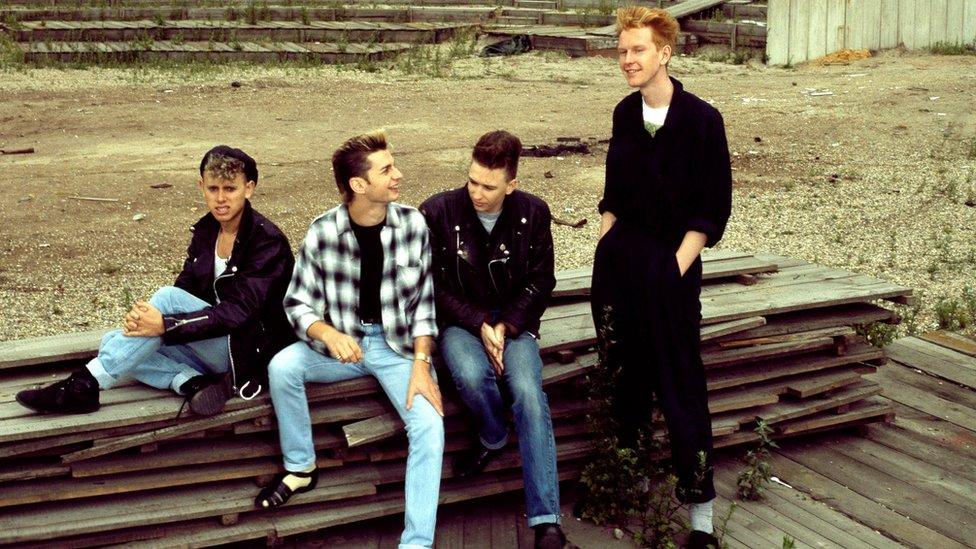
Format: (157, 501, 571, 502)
(689, 500, 714, 534)
(282, 465, 316, 492)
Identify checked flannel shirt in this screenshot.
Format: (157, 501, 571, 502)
(283, 202, 438, 359)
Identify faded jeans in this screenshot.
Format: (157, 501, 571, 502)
(438, 325, 560, 527)
(268, 323, 444, 549)
(86, 286, 229, 393)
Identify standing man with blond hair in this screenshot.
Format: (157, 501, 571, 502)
(258, 131, 444, 549)
(592, 7, 732, 548)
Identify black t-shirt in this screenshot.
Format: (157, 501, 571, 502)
(351, 218, 385, 322)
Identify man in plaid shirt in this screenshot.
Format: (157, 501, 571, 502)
(256, 131, 444, 549)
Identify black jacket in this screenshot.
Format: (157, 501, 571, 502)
(420, 187, 556, 338)
(600, 77, 732, 248)
(163, 200, 295, 398)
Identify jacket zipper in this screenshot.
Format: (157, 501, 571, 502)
(214, 270, 238, 392)
(166, 315, 208, 329)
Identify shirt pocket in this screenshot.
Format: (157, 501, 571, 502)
(394, 261, 423, 295)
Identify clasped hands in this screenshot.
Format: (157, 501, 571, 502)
(122, 301, 164, 337)
(481, 322, 506, 376)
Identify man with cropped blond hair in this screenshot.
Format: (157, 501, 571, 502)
(592, 6, 732, 549)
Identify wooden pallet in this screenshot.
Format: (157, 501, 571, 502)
(0, 251, 910, 546)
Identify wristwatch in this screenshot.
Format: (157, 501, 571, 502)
(414, 352, 433, 365)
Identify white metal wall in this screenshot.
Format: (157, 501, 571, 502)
(767, 0, 976, 65)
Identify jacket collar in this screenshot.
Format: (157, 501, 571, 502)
(336, 202, 402, 235)
(455, 185, 520, 233)
(629, 76, 688, 133)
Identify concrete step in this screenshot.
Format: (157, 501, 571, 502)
(18, 39, 413, 64)
(12, 20, 476, 45)
(515, 0, 558, 9)
(495, 15, 539, 26)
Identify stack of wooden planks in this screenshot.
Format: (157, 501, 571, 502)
(0, 250, 910, 547)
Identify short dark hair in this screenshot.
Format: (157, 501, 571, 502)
(472, 130, 521, 182)
(331, 130, 388, 203)
(199, 145, 258, 185)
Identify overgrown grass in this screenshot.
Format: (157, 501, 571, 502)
(929, 41, 976, 56)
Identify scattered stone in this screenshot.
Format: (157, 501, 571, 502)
(231, 81, 243, 88)
(613, 528, 624, 540)
(150, 183, 173, 189)
(132, 213, 146, 221)
(17, 195, 33, 203)
(544, 171, 554, 179)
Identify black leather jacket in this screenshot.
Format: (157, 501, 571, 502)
(420, 187, 555, 338)
(163, 200, 295, 399)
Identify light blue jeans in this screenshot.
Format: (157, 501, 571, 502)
(438, 325, 560, 527)
(86, 286, 229, 394)
(268, 324, 444, 549)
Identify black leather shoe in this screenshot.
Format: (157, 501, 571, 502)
(178, 374, 230, 417)
(534, 523, 567, 549)
(453, 444, 504, 479)
(16, 369, 100, 414)
(687, 530, 720, 549)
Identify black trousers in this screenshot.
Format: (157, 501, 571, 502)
(591, 223, 715, 504)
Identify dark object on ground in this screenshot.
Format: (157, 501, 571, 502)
(480, 35, 531, 57)
(522, 142, 591, 157)
(552, 216, 586, 229)
(150, 183, 173, 189)
(15, 369, 100, 414)
(534, 523, 568, 549)
(1, 147, 35, 155)
(687, 529, 720, 549)
(230, 81, 243, 88)
(544, 171, 554, 178)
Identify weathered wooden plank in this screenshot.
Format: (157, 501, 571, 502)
(861, 0, 882, 49)
(707, 343, 883, 391)
(807, 0, 828, 59)
(766, 0, 792, 65)
(918, 330, 976, 358)
(704, 336, 840, 369)
(885, 337, 976, 389)
(861, 422, 976, 483)
(930, 0, 950, 44)
(769, 447, 967, 549)
(868, 361, 976, 431)
(915, 0, 932, 47)
(898, 0, 916, 47)
(0, 479, 376, 544)
(825, 0, 848, 51)
(965, 0, 976, 46)
(778, 437, 975, 546)
(788, 0, 809, 64)
(713, 302, 896, 343)
(785, 365, 872, 398)
(0, 328, 109, 370)
(699, 316, 766, 342)
(880, 0, 900, 47)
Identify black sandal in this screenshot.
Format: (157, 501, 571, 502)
(254, 469, 319, 509)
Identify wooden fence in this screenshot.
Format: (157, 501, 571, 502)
(767, 0, 976, 65)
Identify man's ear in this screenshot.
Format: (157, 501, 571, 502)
(660, 44, 672, 66)
(197, 177, 205, 190)
(244, 180, 256, 199)
(349, 176, 368, 195)
(505, 178, 518, 195)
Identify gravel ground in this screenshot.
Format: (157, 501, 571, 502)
(0, 47, 974, 342)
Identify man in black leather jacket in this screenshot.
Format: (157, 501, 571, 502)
(17, 146, 295, 417)
(420, 130, 566, 549)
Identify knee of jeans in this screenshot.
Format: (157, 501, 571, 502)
(510, 382, 548, 422)
(149, 286, 182, 311)
(100, 329, 123, 346)
(268, 350, 305, 387)
(406, 406, 445, 449)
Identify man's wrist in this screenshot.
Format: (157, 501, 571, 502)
(413, 352, 432, 365)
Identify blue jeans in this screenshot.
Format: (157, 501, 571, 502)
(86, 286, 229, 393)
(438, 326, 560, 527)
(268, 324, 444, 549)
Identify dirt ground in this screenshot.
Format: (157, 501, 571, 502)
(1, 47, 975, 342)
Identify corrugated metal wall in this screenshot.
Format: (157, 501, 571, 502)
(767, 0, 976, 65)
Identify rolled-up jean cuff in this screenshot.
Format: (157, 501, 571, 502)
(171, 370, 198, 394)
(85, 357, 114, 390)
(527, 514, 561, 528)
(399, 544, 432, 549)
(480, 433, 508, 450)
